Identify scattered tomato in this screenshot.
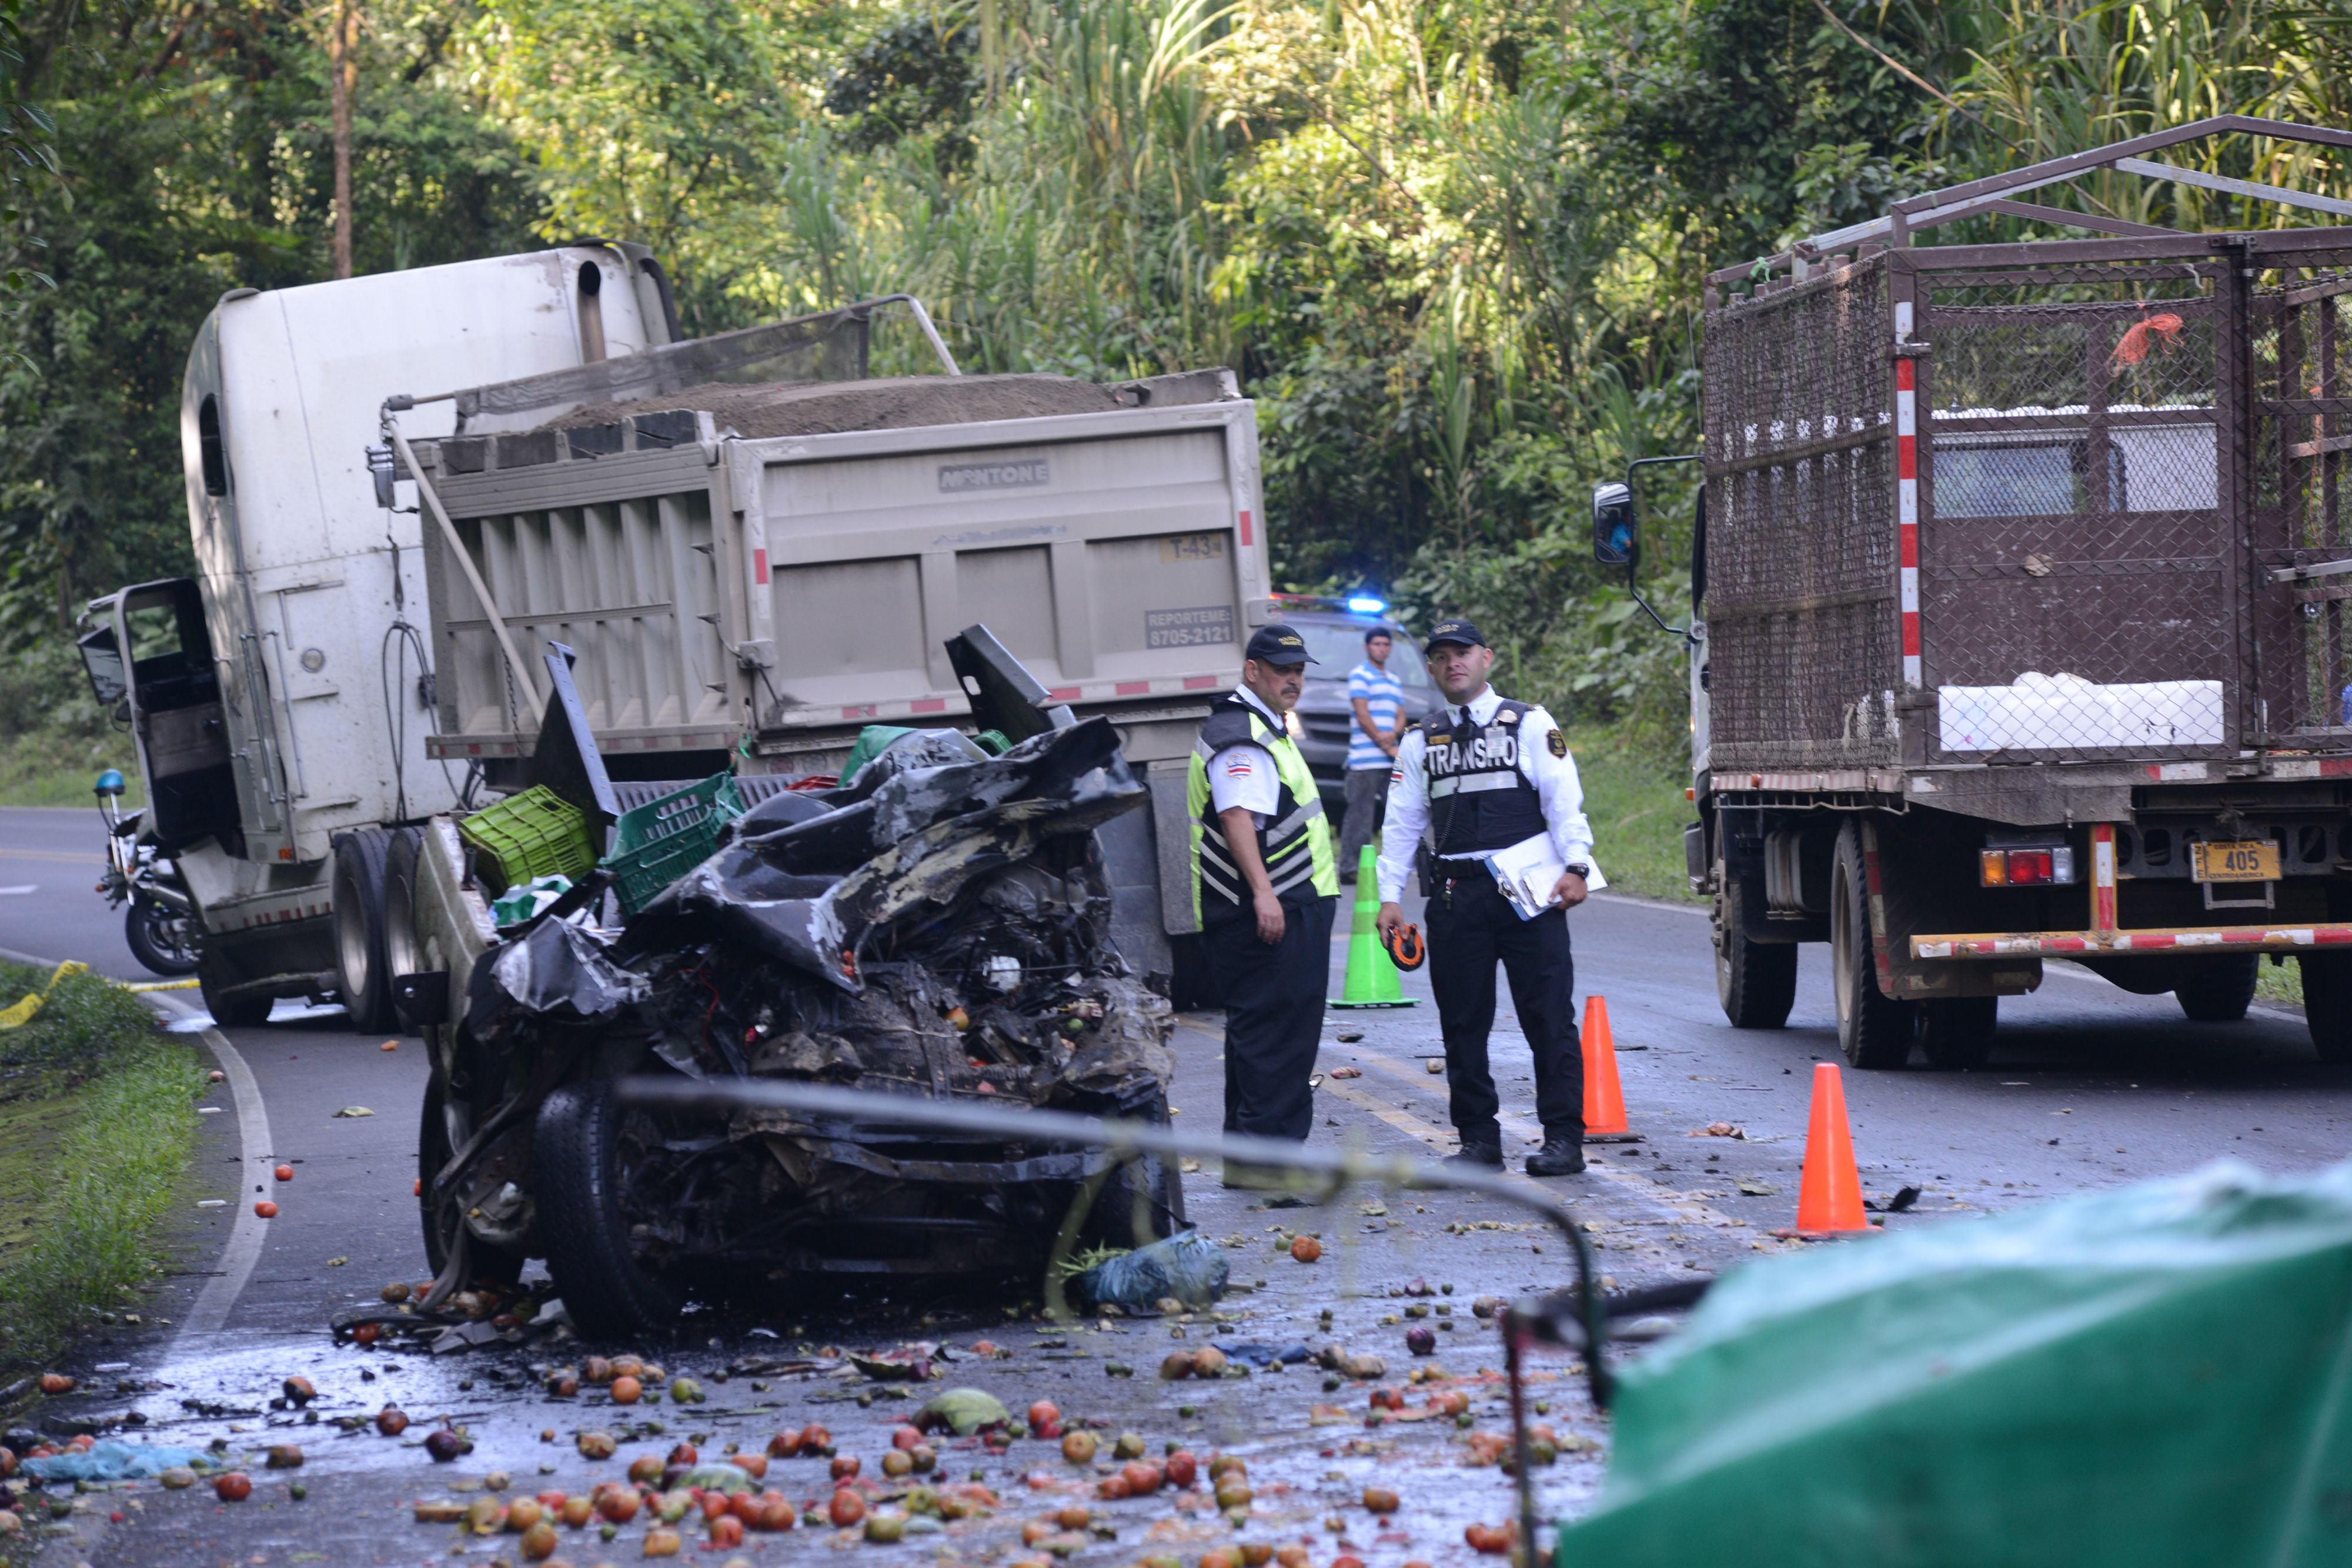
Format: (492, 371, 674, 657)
(265, 1444, 303, 1469)
(562, 1495, 593, 1527)
(757, 1495, 797, 1532)
(519, 1519, 557, 1561)
(628, 1456, 664, 1485)
(597, 1488, 641, 1523)
(1164, 1451, 1198, 1489)
(828, 1489, 866, 1528)
(891, 1424, 924, 1451)
(213, 1472, 252, 1502)
(1027, 1400, 1059, 1429)
(800, 1423, 832, 1453)
(1362, 1487, 1399, 1513)
(274, 1164, 293, 1182)
(881, 1450, 913, 1479)
(1275, 1547, 1309, 1568)
(710, 1514, 746, 1547)
(1290, 1235, 1322, 1263)
(374, 1405, 409, 1437)
(352, 1323, 381, 1346)
(767, 1428, 802, 1458)
(506, 1497, 544, 1532)
(829, 1454, 860, 1481)
(576, 1430, 616, 1460)
(38, 1373, 72, 1396)
(253, 1201, 279, 1218)
(1061, 1430, 1099, 1464)
(642, 1526, 682, 1556)
(609, 1375, 642, 1405)
(1097, 1474, 1131, 1501)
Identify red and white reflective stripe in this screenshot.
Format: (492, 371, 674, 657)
(2090, 823, 2118, 932)
(1895, 356, 1920, 686)
(1916, 924, 2352, 958)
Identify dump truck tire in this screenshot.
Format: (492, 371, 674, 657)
(534, 1075, 686, 1336)
(2173, 955, 2259, 1023)
(331, 828, 397, 1034)
(1917, 996, 1997, 1070)
(1715, 871, 1797, 1029)
(198, 950, 273, 1028)
(380, 828, 427, 1035)
(1832, 823, 1913, 1069)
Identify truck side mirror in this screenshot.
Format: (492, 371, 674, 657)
(1592, 480, 1636, 566)
(76, 624, 127, 708)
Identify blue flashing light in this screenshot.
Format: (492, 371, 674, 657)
(1345, 596, 1387, 615)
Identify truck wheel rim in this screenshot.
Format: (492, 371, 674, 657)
(333, 860, 372, 1002)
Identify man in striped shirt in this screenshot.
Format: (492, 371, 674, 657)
(1340, 627, 1408, 880)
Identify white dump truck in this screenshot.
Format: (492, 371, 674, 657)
(78, 245, 682, 1028)
(389, 318, 1272, 987)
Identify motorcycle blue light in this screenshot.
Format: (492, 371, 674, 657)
(94, 769, 125, 797)
(1346, 596, 1387, 614)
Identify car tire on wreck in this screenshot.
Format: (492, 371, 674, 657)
(419, 1064, 527, 1288)
(534, 1075, 687, 1337)
(1076, 1104, 1188, 1252)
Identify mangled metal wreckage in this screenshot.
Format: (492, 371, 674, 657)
(412, 712, 1184, 1336)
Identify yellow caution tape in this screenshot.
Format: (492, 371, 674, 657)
(122, 978, 202, 993)
(0, 960, 92, 1030)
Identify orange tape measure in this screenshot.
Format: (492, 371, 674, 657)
(1382, 922, 1426, 971)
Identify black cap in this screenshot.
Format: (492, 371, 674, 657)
(1425, 618, 1486, 651)
(1244, 623, 1316, 666)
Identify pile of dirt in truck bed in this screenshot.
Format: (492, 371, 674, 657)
(544, 373, 1133, 440)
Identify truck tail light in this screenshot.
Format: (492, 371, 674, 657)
(1980, 847, 2076, 887)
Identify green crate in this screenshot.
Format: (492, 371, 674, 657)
(604, 773, 744, 915)
(456, 785, 597, 895)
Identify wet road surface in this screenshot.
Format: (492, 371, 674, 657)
(10, 879, 2352, 1565)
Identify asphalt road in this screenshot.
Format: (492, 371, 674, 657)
(11, 862, 2352, 1564)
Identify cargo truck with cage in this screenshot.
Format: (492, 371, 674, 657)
(1600, 117, 2352, 1068)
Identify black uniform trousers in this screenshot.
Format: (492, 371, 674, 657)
(1203, 890, 1338, 1141)
(1426, 869, 1582, 1148)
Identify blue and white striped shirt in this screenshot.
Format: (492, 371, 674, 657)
(1347, 661, 1405, 770)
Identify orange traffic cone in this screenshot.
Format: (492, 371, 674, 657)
(1580, 995, 1637, 1142)
(1794, 1062, 1870, 1234)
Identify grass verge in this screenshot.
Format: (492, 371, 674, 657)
(1566, 727, 1699, 904)
(0, 962, 201, 1377)
(0, 726, 140, 808)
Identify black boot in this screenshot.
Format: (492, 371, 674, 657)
(1443, 1142, 1504, 1169)
(1526, 1136, 1585, 1176)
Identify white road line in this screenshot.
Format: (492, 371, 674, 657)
(1589, 891, 1708, 918)
(0, 885, 34, 895)
(143, 992, 272, 1343)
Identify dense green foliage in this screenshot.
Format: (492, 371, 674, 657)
(5, 0, 2352, 764)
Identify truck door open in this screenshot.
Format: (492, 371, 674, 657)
(103, 579, 239, 852)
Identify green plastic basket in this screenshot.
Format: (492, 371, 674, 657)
(604, 773, 744, 915)
(456, 785, 597, 896)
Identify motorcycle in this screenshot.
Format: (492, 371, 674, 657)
(93, 769, 199, 977)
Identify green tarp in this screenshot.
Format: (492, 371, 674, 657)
(1559, 1162, 2352, 1567)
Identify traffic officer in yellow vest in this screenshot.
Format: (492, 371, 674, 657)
(1375, 619, 1601, 1176)
(1187, 623, 1341, 1154)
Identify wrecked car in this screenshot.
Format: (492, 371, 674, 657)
(397, 634, 1184, 1336)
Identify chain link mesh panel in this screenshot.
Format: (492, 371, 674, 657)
(2252, 252, 2352, 748)
(1919, 262, 2237, 762)
(1703, 257, 1900, 770)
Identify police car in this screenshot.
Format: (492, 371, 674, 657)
(1268, 594, 1444, 809)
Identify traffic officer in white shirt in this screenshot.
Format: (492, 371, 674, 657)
(1374, 619, 1600, 1176)
(1185, 623, 1341, 1161)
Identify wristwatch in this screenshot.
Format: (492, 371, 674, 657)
(1563, 864, 1591, 879)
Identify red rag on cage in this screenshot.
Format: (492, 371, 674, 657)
(2112, 310, 2183, 368)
